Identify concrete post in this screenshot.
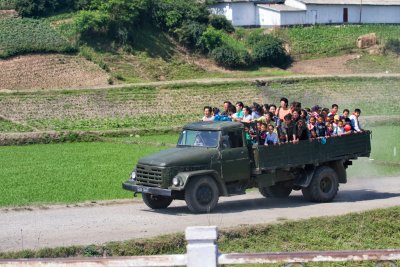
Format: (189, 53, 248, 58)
(185, 226, 218, 267)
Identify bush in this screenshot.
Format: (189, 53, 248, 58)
(211, 45, 250, 68)
(151, 0, 209, 31)
(250, 34, 290, 67)
(209, 15, 234, 33)
(74, 10, 110, 36)
(384, 38, 400, 54)
(175, 21, 206, 50)
(199, 26, 227, 52)
(15, 0, 75, 17)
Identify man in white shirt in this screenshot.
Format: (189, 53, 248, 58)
(349, 108, 362, 132)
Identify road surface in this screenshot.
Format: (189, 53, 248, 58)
(1, 175, 399, 252)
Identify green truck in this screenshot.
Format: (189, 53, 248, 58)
(123, 121, 371, 213)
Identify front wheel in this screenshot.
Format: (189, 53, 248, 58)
(302, 166, 339, 202)
(142, 193, 173, 209)
(185, 176, 219, 213)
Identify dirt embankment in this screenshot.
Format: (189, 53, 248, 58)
(0, 54, 109, 91)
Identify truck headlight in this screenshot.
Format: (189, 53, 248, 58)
(131, 170, 136, 180)
(172, 176, 182, 186)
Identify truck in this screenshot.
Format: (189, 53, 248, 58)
(122, 121, 371, 213)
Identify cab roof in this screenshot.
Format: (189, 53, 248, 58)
(183, 121, 244, 131)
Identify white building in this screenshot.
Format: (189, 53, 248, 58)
(209, 0, 400, 27)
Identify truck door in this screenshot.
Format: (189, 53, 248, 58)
(220, 130, 251, 182)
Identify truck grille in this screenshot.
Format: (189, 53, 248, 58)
(136, 164, 164, 187)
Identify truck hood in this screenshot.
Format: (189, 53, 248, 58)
(138, 147, 218, 167)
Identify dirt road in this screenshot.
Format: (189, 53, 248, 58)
(1, 175, 399, 252)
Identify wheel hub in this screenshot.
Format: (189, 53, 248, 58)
(196, 185, 213, 205)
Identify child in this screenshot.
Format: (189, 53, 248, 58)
(258, 123, 268, 145)
(326, 122, 334, 137)
(308, 116, 316, 132)
(315, 115, 327, 137)
(265, 124, 279, 146)
(328, 104, 339, 117)
(333, 120, 345, 136)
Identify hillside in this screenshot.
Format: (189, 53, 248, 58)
(0, 6, 400, 90)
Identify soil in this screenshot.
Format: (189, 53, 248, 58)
(289, 54, 360, 75)
(0, 54, 109, 91)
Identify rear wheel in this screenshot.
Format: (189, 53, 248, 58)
(302, 166, 339, 202)
(142, 193, 173, 209)
(259, 182, 292, 198)
(185, 176, 219, 213)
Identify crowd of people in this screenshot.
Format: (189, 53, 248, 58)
(201, 98, 364, 146)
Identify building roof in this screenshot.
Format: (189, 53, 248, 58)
(214, 0, 283, 3)
(294, 0, 400, 5)
(258, 3, 306, 11)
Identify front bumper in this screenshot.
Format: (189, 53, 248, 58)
(122, 180, 172, 197)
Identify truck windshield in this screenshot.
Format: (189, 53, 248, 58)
(177, 130, 220, 148)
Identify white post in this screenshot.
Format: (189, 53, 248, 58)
(185, 226, 218, 267)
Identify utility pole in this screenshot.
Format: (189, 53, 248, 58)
(359, 0, 363, 23)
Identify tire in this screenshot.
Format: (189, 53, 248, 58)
(302, 166, 339, 202)
(142, 193, 173, 209)
(259, 182, 292, 198)
(185, 176, 219, 213)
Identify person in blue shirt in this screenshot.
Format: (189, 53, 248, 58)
(265, 124, 279, 146)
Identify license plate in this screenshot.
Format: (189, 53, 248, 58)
(137, 187, 149, 193)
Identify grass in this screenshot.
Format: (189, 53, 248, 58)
(106, 133, 179, 145)
(0, 142, 167, 206)
(285, 24, 400, 59)
(0, 18, 76, 58)
(347, 53, 400, 73)
(0, 118, 32, 132)
(1, 206, 399, 263)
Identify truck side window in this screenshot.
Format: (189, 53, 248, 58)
(228, 131, 243, 148)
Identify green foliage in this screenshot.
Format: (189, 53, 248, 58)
(385, 38, 400, 54)
(15, 0, 75, 17)
(74, 10, 109, 35)
(211, 45, 250, 68)
(0, 18, 76, 58)
(209, 14, 234, 33)
(251, 34, 290, 67)
(0, 0, 16, 9)
(174, 21, 206, 50)
(151, 0, 209, 30)
(74, 0, 150, 44)
(201, 27, 251, 68)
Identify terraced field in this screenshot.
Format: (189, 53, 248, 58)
(0, 77, 399, 134)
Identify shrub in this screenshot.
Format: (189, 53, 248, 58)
(209, 15, 234, 33)
(384, 38, 400, 54)
(211, 45, 250, 68)
(15, 0, 75, 17)
(250, 34, 290, 67)
(74, 10, 110, 36)
(199, 26, 226, 52)
(151, 0, 209, 31)
(175, 22, 207, 50)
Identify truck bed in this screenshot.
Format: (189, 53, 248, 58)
(254, 132, 371, 171)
